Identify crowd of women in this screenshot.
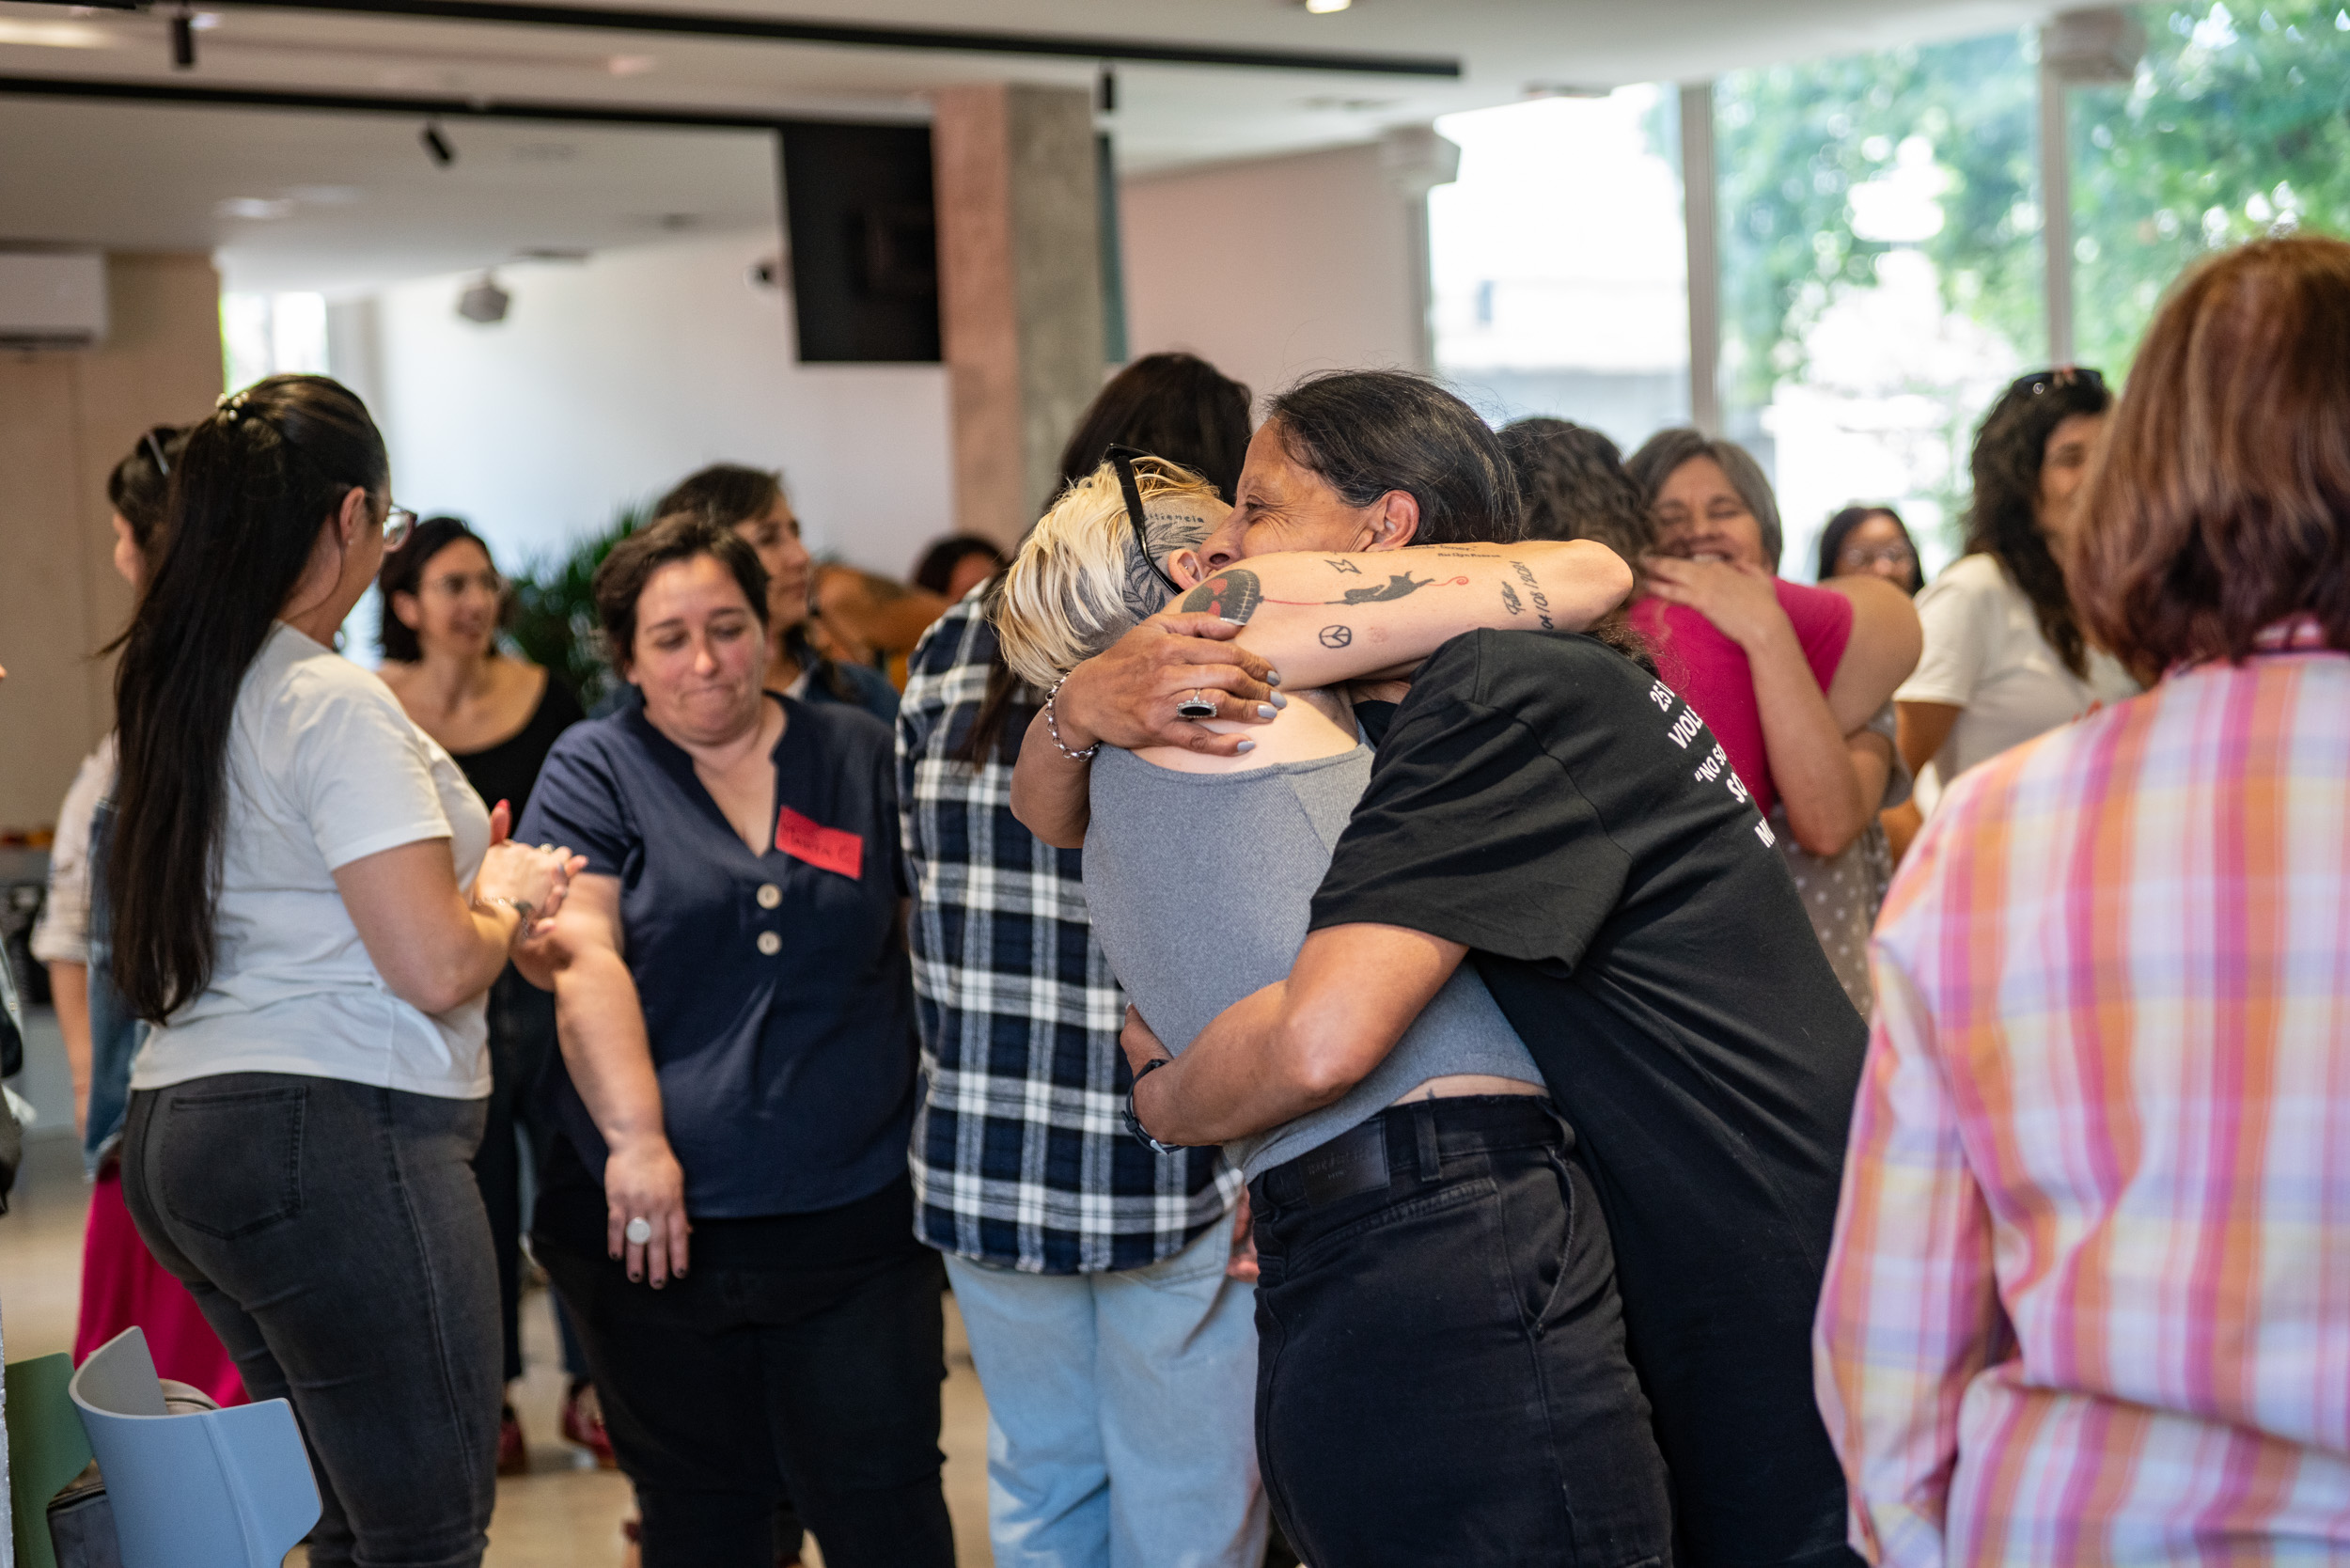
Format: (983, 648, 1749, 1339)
(23, 231, 2350, 1568)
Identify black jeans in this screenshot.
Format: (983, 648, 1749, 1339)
(122, 1074, 501, 1568)
(1250, 1097, 1672, 1567)
(536, 1173, 953, 1568)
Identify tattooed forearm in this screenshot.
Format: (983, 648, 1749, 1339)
(1500, 581, 1524, 617)
(1182, 569, 1264, 623)
(1263, 572, 1471, 607)
(1324, 558, 1362, 575)
(1319, 624, 1353, 648)
(1509, 560, 1555, 630)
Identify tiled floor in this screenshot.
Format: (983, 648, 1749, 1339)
(0, 1137, 996, 1567)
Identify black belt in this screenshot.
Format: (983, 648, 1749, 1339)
(1259, 1095, 1565, 1212)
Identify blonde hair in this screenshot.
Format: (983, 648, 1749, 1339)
(993, 456, 1223, 691)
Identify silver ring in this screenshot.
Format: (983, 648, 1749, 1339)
(1176, 689, 1217, 720)
(624, 1216, 652, 1246)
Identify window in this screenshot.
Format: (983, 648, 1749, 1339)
(1714, 33, 2045, 578)
(1429, 87, 1692, 453)
(2066, 0, 2350, 375)
(221, 291, 329, 393)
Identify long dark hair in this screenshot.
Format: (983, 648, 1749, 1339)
(1817, 505, 1921, 593)
(1964, 368, 2112, 678)
(107, 425, 187, 557)
(959, 353, 1255, 765)
(1498, 417, 1652, 561)
(1265, 371, 1523, 547)
(1051, 352, 1253, 507)
(376, 515, 499, 663)
(109, 375, 389, 1021)
(653, 463, 866, 703)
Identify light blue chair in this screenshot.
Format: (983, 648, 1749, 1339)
(68, 1327, 320, 1568)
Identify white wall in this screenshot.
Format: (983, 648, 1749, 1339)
(1119, 142, 1421, 413)
(364, 228, 954, 579)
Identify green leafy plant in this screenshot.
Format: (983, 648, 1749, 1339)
(506, 503, 645, 713)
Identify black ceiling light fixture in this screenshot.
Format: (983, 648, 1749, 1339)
(170, 4, 197, 68)
(1097, 64, 1116, 115)
(420, 118, 455, 165)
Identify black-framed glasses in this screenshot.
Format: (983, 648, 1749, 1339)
(1104, 446, 1185, 598)
(384, 505, 418, 549)
(2006, 366, 2107, 400)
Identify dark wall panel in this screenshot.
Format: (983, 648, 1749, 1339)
(777, 119, 942, 364)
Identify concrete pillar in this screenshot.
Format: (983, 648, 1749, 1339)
(931, 84, 1105, 542)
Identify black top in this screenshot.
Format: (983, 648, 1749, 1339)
(1310, 630, 1866, 1568)
(518, 693, 917, 1220)
(450, 670, 586, 823)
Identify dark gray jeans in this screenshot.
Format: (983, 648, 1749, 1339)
(122, 1073, 500, 1568)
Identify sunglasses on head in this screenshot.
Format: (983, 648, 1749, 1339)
(2007, 366, 2107, 400)
(1104, 445, 1185, 599)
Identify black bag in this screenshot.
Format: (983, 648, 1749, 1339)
(46, 1464, 124, 1568)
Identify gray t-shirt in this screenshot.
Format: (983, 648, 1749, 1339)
(1083, 741, 1540, 1178)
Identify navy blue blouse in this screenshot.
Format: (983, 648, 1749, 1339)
(520, 693, 916, 1218)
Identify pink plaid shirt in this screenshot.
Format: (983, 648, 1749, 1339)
(1816, 638, 2350, 1565)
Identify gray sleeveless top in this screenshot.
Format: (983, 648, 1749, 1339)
(1084, 741, 1542, 1179)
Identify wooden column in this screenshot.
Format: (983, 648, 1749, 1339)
(932, 84, 1105, 545)
(0, 252, 222, 830)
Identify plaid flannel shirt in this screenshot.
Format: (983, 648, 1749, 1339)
(897, 594, 1240, 1274)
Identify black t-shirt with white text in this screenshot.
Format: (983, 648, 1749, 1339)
(1313, 630, 1866, 1568)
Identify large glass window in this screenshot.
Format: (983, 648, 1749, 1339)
(1715, 34, 2045, 578)
(2067, 0, 2350, 374)
(1429, 87, 1692, 453)
(221, 290, 329, 392)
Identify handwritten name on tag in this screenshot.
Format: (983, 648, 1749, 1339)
(776, 806, 863, 880)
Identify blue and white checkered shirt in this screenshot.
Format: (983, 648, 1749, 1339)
(898, 592, 1240, 1274)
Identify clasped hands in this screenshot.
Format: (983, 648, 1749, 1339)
(475, 800, 585, 946)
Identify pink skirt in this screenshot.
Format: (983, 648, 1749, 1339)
(76, 1168, 247, 1407)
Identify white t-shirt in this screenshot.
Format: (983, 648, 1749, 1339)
(31, 732, 116, 968)
(1897, 553, 2141, 800)
(131, 623, 494, 1099)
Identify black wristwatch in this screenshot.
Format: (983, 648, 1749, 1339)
(1123, 1057, 1184, 1155)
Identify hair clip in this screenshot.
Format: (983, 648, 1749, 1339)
(143, 428, 171, 477)
(215, 389, 250, 425)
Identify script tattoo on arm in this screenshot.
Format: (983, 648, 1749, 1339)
(1499, 582, 1525, 617)
(1509, 560, 1555, 630)
(1180, 568, 1264, 624)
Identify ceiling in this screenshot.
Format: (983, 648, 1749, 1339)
(0, 0, 2055, 295)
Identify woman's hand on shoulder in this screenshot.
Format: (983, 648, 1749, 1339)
(1056, 616, 1282, 754)
(1639, 555, 1791, 650)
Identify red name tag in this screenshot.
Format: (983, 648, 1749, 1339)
(776, 806, 864, 880)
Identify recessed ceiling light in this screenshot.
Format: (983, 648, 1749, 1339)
(1303, 0, 1352, 13)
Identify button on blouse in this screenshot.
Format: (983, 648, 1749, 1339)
(519, 693, 916, 1218)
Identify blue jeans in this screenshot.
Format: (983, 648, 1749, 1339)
(942, 1215, 1267, 1568)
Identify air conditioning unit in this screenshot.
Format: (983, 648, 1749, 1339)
(0, 252, 109, 349)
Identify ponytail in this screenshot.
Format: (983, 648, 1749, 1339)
(108, 375, 388, 1021)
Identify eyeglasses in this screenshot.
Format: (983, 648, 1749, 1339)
(2007, 366, 2107, 400)
(1104, 446, 1184, 598)
(422, 568, 506, 600)
(1835, 541, 1918, 571)
(384, 506, 417, 549)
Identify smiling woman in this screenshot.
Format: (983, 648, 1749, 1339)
(512, 511, 951, 1568)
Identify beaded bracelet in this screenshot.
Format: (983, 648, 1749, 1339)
(1043, 674, 1100, 760)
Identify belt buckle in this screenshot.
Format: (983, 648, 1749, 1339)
(1298, 1120, 1389, 1208)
